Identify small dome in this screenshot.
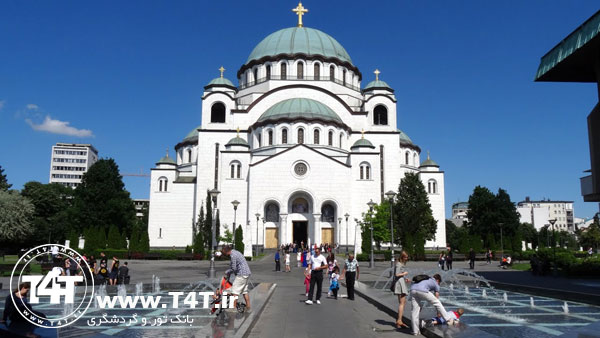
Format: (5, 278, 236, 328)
(247, 27, 353, 65)
(157, 154, 176, 165)
(398, 129, 413, 145)
(364, 80, 392, 91)
(226, 136, 249, 148)
(257, 98, 343, 125)
(207, 77, 235, 87)
(351, 138, 375, 149)
(420, 152, 439, 167)
(183, 126, 199, 142)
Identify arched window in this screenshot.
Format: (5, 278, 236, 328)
(187, 149, 192, 163)
(253, 68, 258, 84)
(282, 128, 288, 144)
(314, 129, 320, 144)
(265, 203, 280, 222)
(210, 102, 226, 123)
(158, 177, 168, 192)
(314, 63, 320, 79)
(281, 63, 287, 80)
(328, 131, 333, 146)
(339, 133, 343, 148)
(321, 204, 335, 222)
(329, 65, 335, 80)
(230, 161, 241, 179)
(292, 198, 309, 213)
(428, 179, 438, 194)
(413, 153, 418, 166)
(268, 130, 273, 145)
(257, 133, 262, 147)
(297, 62, 304, 79)
(266, 65, 271, 80)
(359, 162, 371, 180)
(297, 128, 304, 144)
(405, 152, 410, 165)
(374, 105, 388, 125)
(342, 70, 347, 86)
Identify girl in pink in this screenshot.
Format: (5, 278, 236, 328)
(303, 266, 311, 297)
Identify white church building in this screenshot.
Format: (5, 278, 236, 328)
(148, 4, 446, 255)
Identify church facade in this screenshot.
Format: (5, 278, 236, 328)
(148, 4, 446, 255)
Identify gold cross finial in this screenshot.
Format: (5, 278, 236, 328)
(361, 129, 365, 139)
(236, 127, 240, 136)
(219, 66, 225, 78)
(427, 150, 430, 160)
(374, 69, 380, 81)
(292, 2, 308, 27)
(165, 148, 169, 157)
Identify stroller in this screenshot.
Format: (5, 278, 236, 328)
(211, 275, 246, 316)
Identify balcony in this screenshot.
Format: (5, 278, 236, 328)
(581, 174, 600, 202)
(237, 75, 361, 92)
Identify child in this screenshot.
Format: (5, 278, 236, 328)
(285, 251, 291, 272)
(423, 308, 464, 327)
(304, 267, 311, 297)
(329, 266, 340, 299)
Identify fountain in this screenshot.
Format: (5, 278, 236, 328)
(503, 292, 508, 302)
(449, 283, 454, 290)
(152, 276, 161, 294)
(118, 284, 127, 299)
(465, 286, 469, 294)
(372, 267, 394, 290)
(94, 284, 107, 309)
(136, 282, 143, 297)
(530, 296, 535, 308)
(562, 302, 569, 314)
(482, 289, 487, 298)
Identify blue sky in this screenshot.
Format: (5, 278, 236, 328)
(1, 1, 599, 219)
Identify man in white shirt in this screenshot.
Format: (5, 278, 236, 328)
(305, 247, 328, 305)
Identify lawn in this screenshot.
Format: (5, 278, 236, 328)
(511, 263, 531, 271)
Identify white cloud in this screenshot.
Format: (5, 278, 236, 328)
(26, 104, 39, 110)
(26, 115, 94, 137)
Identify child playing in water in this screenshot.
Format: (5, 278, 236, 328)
(423, 308, 464, 327)
(303, 266, 311, 297)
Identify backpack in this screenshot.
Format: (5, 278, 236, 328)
(412, 274, 430, 284)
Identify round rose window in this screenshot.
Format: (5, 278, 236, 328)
(294, 163, 308, 176)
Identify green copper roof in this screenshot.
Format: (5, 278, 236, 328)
(207, 77, 235, 87)
(157, 155, 176, 165)
(184, 127, 199, 141)
(247, 27, 352, 65)
(257, 98, 342, 124)
(226, 136, 249, 147)
(398, 129, 413, 145)
(364, 80, 392, 90)
(535, 9, 600, 82)
(420, 154, 439, 167)
(351, 138, 375, 148)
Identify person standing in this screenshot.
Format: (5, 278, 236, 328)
(393, 251, 410, 329)
(274, 250, 281, 272)
(438, 251, 445, 270)
(445, 248, 453, 270)
(486, 249, 492, 264)
(221, 245, 252, 311)
(305, 247, 327, 305)
(469, 248, 476, 270)
(410, 274, 454, 335)
(326, 253, 338, 296)
(340, 253, 360, 301)
(285, 251, 291, 272)
(296, 251, 301, 268)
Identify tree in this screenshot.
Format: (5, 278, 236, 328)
(520, 223, 538, 249)
(0, 165, 12, 191)
(220, 227, 233, 245)
(0, 190, 34, 245)
(215, 209, 221, 247)
(68, 230, 80, 249)
(394, 172, 437, 257)
(578, 219, 600, 251)
(71, 159, 136, 235)
(21, 181, 74, 245)
(360, 201, 391, 250)
(139, 230, 150, 253)
(445, 220, 458, 249)
(203, 192, 213, 251)
(129, 225, 140, 252)
(193, 228, 204, 258)
(107, 225, 125, 249)
(235, 225, 244, 253)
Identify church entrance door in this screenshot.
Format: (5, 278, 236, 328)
(293, 221, 308, 246)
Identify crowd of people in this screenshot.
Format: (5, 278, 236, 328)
(49, 246, 130, 285)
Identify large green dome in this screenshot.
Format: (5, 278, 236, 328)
(257, 98, 342, 124)
(247, 27, 353, 65)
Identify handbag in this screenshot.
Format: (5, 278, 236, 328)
(389, 266, 399, 292)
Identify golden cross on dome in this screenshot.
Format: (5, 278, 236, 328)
(427, 150, 430, 160)
(374, 69, 380, 81)
(292, 2, 308, 27)
(236, 127, 240, 136)
(219, 66, 225, 78)
(361, 129, 365, 139)
(165, 148, 169, 157)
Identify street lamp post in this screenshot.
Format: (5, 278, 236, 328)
(208, 188, 220, 279)
(261, 217, 265, 253)
(344, 213, 350, 253)
(367, 199, 376, 268)
(337, 217, 342, 253)
(255, 213, 260, 257)
(354, 218, 359, 254)
(231, 200, 240, 249)
(385, 190, 396, 270)
(549, 218, 557, 274)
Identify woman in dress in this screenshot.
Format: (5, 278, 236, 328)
(394, 251, 410, 329)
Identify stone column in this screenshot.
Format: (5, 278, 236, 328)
(280, 213, 288, 246)
(312, 213, 321, 245)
